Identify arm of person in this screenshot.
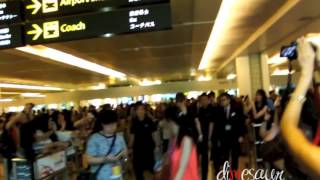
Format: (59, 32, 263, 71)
(128, 134, 134, 155)
(87, 155, 119, 165)
(73, 117, 89, 128)
(5, 113, 23, 130)
(280, 37, 320, 178)
(117, 135, 128, 159)
(152, 131, 161, 151)
(86, 135, 119, 165)
(174, 137, 192, 180)
(208, 122, 214, 142)
(281, 71, 320, 177)
(34, 131, 54, 142)
(195, 118, 203, 141)
(252, 105, 268, 120)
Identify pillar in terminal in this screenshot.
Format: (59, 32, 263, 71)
(235, 53, 271, 98)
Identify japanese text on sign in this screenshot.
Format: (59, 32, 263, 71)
(129, 8, 156, 30)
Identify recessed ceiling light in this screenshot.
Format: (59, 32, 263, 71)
(103, 33, 114, 38)
(16, 45, 126, 79)
(226, 73, 236, 80)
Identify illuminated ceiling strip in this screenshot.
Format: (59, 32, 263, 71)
(216, 0, 300, 72)
(0, 83, 62, 91)
(21, 93, 46, 97)
(198, 0, 233, 70)
(0, 99, 13, 102)
(16, 45, 126, 78)
(0, 92, 21, 95)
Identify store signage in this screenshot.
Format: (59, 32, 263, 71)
(24, 0, 169, 20)
(0, 25, 23, 49)
(25, 3, 171, 45)
(35, 151, 67, 179)
(0, 1, 22, 25)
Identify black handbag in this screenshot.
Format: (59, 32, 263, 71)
(77, 134, 117, 180)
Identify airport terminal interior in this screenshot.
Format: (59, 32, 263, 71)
(0, 0, 319, 179)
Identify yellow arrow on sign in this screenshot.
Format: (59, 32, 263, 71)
(27, 24, 43, 40)
(26, 0, 42, 15)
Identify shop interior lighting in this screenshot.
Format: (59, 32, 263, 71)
(17, 45, 126, 79)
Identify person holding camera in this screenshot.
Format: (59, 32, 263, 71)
(281, 37, 320, 179)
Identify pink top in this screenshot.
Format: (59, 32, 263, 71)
(170, 138, 199, 180)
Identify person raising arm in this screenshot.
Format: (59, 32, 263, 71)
(280, 37, 320, 178)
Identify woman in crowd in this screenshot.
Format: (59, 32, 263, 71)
(57, 110, 75, 131)
(86, 110, 128, 180)
(129, 102, 160, 180)
(248, 89, 269, 165)
(281, 37, 320, 179)
(168, 94, 199, 180)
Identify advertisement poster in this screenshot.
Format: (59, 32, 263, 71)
(35, 151, 66, 179)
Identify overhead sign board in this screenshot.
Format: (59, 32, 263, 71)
(24, 0, 169, 20)
(0, 25, 23, 49)
(24, 3, 171, 45)
(0, 1, 22, 25)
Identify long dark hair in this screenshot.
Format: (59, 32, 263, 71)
(166, 105, 197, 147)
(175, 121, 198, 147)
(255, 89, 268, 108)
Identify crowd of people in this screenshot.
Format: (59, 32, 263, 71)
(0, 38, 318, 180)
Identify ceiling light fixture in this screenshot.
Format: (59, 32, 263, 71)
(0, 92, 21, 95)
(89, 83, 107, 90)
(21, 93, 46, 98)
(139, 79, 162, 86)
(197, 75, 212, 82)
(0, 83, 62, 91)
(198, 0, 234, 70)
(0, 98, 13, 102)
(271, 69, 295, 76)
(103, 33, 114, 38)
(16, 45, 126, 79)
(226, 73, 236, 80)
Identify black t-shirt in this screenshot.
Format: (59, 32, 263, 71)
(131, 117, 156, 152)
(20, 120, 36, 161)
(198, 105, 215, 139)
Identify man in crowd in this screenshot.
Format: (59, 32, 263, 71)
(216, 93, 246, 170)
(197, 93, 214, 180)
